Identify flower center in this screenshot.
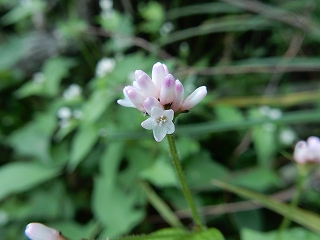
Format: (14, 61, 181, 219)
(156, 115, 168, 126)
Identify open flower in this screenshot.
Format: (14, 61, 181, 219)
(141, 107, 175, 142)
(293, 136, 320, 164)
(25, 223, 65, 240)
(117, 62, 207, 141)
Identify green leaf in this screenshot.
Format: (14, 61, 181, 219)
(93, 142, 145, 237)
(140, 156, 179, 187)
(50, 221, 95, 240)
(116, 228, 225, 240)
(68, 124, 99, 170)
(185, 151, 229, 188)
(7, 113, 56, 162)
(252, 124, 277, 168)
(214, 105, 244, 122)
(0, 162, 61, 201)
(139, 1, 165, 34)
(212, 180, 320, 235)
(81, 89, 114, 124)
(187, 228, 225, 240)
(241, 227, 320, 240)
(0, 36, 29, 70)
(231, 167, 282, 191)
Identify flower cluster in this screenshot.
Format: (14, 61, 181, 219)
(293, 136, 320, 164)
(117, 62, 207, 142)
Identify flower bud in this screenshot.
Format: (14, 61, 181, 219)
(160, 74, 176, 105)
(125, 86, 146, 112)
(137, 72, 159, 98)
(25, 223, 64, 240)
(179, 86, 207, 111)
(143, 97, 163, 115)
(171, 80, 184, 111)
(152, 62, 167, 88)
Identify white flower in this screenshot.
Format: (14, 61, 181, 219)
(32, 72, 45, 84)
(57, 107, 72, 119)
(294, 136, 320, 164)
(279, 129, 296, 145)
(95, 58, 115, 77)
(25, 223, 64, 240)
(63, 84, 82, 100)
(141, 107, 175, 142)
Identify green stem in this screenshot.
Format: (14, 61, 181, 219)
(166, 134, 206, 231)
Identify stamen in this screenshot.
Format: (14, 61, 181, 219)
(156, 115, 168, 126)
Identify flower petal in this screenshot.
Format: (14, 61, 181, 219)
(25, 223, 62, 240)
(164, 109, 174, 121)
(141, 118, 157, 130)
(293, 141, 307, 164)
(137, 72, 159, 98)
(125, 86, 146, 112)
(152, 62, 166, 88)
(153, 126, 167, 142)
(171, 80, 184, 111)
(165, 121, 175, 134)
(180, 86, 207, 111)
(151, 107, 165, 118)
(143, 97, 163, 115)
(117, 88, 135, 108)
(160, 74, 176, 105)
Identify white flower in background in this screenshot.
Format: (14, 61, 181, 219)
(96, 58, 115, 77)
(294, 136, 320, 164)
(57, 107, 72, 119)
(63, 84, 82, 100)
(259, 105, 282, 119)
(57, 107, 72, 129)
(160, 22, 174, 35)
(32, 72, 45, 84)
(25, 223, 65, 240)
(279, 129, 296, 145)
(117, 62, 207, 141)
(268, 108, 282, 120)
(99, 0, 113, 11)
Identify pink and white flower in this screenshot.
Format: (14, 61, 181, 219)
(117, 62, 207, 141)
(293, 136, 320, 164)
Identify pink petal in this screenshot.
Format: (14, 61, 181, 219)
(137, 73, 159, 98)
(180, 86, 207, 111)
(125, 86, 146, 112)
(171, 80, 184, 111)
(143, 97, 163, 115)
(160, 74, 176, 105)
(152, 62, 166, 88)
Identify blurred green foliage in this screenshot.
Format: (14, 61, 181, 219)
(0, 0, 320, 239)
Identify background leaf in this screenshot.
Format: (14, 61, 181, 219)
(0, 162, 61, 201)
